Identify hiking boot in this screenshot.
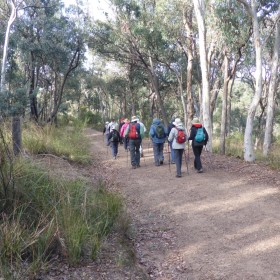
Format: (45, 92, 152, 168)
(136, 164, 140, 168)
(155, 162, 160, 166)
(197, 168, 203, 173)
(132, 165, 137, 169)
(141, 153, 144, 158)
(160, 160, 163, 165)
(176, 174, 182, 178)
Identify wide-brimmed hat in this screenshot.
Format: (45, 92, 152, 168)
(173, 118, 183, 127)
(131, 116, 139, 122)
(192, 117, 200, 124)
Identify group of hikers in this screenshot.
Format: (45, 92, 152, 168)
(103, 115, 209, 177)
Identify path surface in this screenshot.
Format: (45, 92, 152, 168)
(88, 129, 280, 280)
(88, 130, 280, 280)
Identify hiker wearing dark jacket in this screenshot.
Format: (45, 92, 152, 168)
(108, 125, 121, 159)
(188, 117, 209, 173)
(124, 116, 144, 169)
(149, 118, 167, 166)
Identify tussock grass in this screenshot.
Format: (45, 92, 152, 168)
(0, 122, 123, 279)
(0, 159, 123, 279)
(22, 123, 91, 164)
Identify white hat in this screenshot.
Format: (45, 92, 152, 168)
(173, 118, 183, 127)
(131, 116, 139, 122)
(105, 121, 109, 124)
(192, 117, 200, 124)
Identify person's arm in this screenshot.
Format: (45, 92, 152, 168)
(188, 127, 195, 141)
(149, 125, 155, 138)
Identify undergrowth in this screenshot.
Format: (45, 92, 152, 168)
(0, 122, 123, 279)
(22, 122, 92, 164)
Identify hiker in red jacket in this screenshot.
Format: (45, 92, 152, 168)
(188, 117, 208, 173)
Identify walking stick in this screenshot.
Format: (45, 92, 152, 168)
(126, 148, 129, 167)
(185, 141, 189, 175)
(167, 142, 171, 172)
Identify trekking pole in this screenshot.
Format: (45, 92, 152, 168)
(167, 142, 171, 172)
(185, 142, 189, 175)
(142, 142, 147, 167)
(126, 148, 128, 167)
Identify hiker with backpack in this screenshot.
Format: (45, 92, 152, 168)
(188, 117, 209, 173)
(168, 118, 187, 178)
(120, 118, 130, 150)
(149, 118, 167, 166)
(167, 117, 176, 164)
(108, 125, 121, 159)
(124, 116, 144, 169)
(108, 118, 119, 133)
(137, 116, 147, 157)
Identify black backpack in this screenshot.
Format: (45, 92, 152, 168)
(112, 131, 119, 142)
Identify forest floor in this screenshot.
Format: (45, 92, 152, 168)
(44, 128, 280, 280)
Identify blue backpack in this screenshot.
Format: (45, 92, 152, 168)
(194, 127, 205, 144)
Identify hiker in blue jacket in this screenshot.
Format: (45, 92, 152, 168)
(188, 117, 208, 173)
(149, 118, 167, 166)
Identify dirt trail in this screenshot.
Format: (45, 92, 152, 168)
(88, 129, 280, 280)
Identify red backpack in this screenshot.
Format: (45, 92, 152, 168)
(128, 123, 138, 139)
(176, 128, 186, 144)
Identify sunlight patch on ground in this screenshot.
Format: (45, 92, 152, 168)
(172, 187, 279, 215)
(241, 235, 280, 255)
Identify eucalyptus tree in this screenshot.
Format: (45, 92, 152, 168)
(236, 0, 279, 161)
(263, 8, 279, 156)
(211, 1, 251, 154)
(11, 0, 87, 124)
(90, 0, 184, 126)
(192, 0, 212, 150)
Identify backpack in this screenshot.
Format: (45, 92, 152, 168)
(176, 128, 187, 144)
(195, 127, 205, 142)
(112, 131, 119, 142)
(155, 125, 165, 139)
(128, 123, 138, 139)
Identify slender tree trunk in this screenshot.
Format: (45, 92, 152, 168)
(237, 0, 263, 162)
(220, 53, 229, 155)
(193, 0, 212, 151)
(29, 51, 39, 121)
(148, 55, 168, 126)
(184, 6, 195, 131)
(263, 18, 280, 156)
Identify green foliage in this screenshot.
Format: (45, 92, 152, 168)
(0, 89, 28, 117)
(22, 123, 92, 164)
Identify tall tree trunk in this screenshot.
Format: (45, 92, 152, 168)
(263, 18, 280, 156)
(193, 0, 212, 151)
(237, 0, 263, 162)
(184, 5, 195, 131)
(220, 52, 229, 155)
(148, 55, 168, 126)
(29, 51, 39, 121)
